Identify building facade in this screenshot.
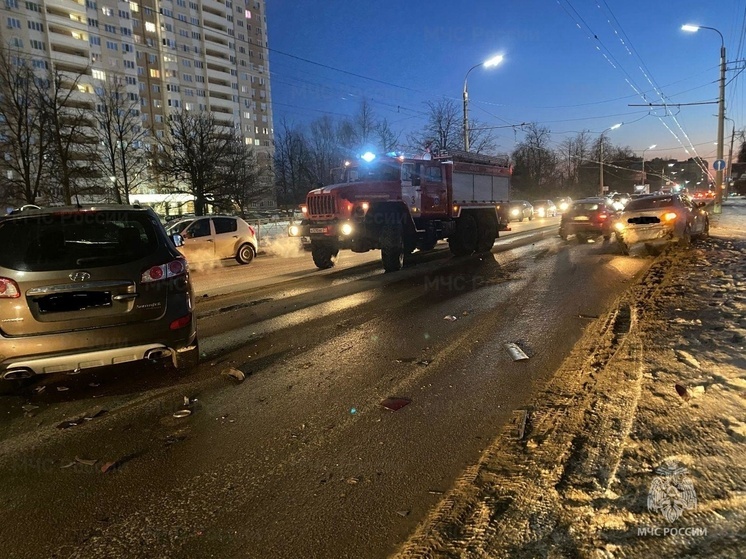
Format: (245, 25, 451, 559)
(0, 0, 274, 213)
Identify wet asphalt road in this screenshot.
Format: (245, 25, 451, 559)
(0, 217, 653, 559)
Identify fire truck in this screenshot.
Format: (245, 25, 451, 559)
(288, 151, 512, 272)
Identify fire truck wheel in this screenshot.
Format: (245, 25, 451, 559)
(380, 224, 404, 272)
(449, 213, 478, 256)
(311, 243, 338, 269)
(475, 213, 498, 253)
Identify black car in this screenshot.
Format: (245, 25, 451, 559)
(508, 200, 534, 222)
(559, 197, 619, 242)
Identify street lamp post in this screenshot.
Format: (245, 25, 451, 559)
(641, 144, 656, 187)
(599, 123, 622, 197)
(463, 54, 503, 152)
(682, 24, 726, 214)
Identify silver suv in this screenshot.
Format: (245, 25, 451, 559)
(0, 205, 198, 383)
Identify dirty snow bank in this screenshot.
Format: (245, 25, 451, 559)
(394, 199, 746, 558)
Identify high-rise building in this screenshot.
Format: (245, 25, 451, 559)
(0, 0, 274, 212)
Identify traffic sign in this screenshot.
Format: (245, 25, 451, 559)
(713, 159, 726, 171)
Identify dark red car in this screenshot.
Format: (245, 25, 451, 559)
(559, 197, 619, 242)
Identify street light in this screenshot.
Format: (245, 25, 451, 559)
(599, 123, 622, 196)
(682, 23, 726, 214)
(463, 54, 504, 152)
(641, 144, 656, 187)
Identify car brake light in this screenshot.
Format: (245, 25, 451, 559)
(0, 278, 21, 298)
(662, 212, 677, 221)
(141, 258, 188, 283)
(248, 225, 255, 236)
(170, 313, 192, 330)
(598, 213, 608, 220)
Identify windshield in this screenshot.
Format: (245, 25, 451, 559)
(624, 197, 674, 211)
(166, 219, 193, 235)
(0, 210, 160, 272)
(347, 163, 400, 182)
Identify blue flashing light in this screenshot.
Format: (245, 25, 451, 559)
(361, 152, 376, 163)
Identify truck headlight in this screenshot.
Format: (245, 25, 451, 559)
(341, 223, 354, 236)
(289, 225, 300, 237)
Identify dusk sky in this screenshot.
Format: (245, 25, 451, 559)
(265, 0, 746, 163)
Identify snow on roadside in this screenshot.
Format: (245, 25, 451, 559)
(393, 199, 746, 558)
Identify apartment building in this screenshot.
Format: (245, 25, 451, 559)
(0, 0, 275, 211)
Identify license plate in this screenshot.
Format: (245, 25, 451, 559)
(573, 216, 590, 221)
(310, 227, 327, 234)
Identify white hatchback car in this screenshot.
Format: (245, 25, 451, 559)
(167, 215, 257, 265)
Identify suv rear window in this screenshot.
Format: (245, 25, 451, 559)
(0, 210, 160, 272)
(624, 197, 674, 211)
(572, 202, 601, 211)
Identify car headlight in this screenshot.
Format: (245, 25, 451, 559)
(511, 209, 519, 216)
(288, 225, 300, 236)
(614, 222, 625, 231)
(341, 223, 354, 236)
(560, 202, 569, 211)
(662, 212, 677, 222)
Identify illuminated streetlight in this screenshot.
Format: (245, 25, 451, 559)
(463, 54, 504, 152)
(599, 123, 622, 196)
(682, 23, 726, 214)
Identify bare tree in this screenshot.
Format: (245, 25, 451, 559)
(0, 47, 51, 205)
(90, 77, 149, 204)
(408, 98, 462, 154)
(221, 135, 272, 216)
(466, 118, 498, 155)
(40, 66, 97, 204)
(273, 118, 314, 207)
(152, 110, 234, 215)
(557, 130, 592, 189)
(307, 115, 342, 185)
(354, 98, 376, 149)
(375, 118, 400, 153)
(511, 123, 559, 193)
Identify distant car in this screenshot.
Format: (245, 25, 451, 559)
(166, 215, 257, 265)
(0, 205, 198, 383)
(559, 197, 619, 242)
(531, 200, 558, 218)
(508, 200, 534, 222)
(614, 194, 709, 255)
(555, 197, 573, 213)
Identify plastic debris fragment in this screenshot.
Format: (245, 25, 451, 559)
(505, 343, 529, 361)
(380, 397, 411, 411)
(221, 368, 246, 382)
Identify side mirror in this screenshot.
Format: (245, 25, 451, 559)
(411, 175, 421, 187)
(171, 233, 185, 247)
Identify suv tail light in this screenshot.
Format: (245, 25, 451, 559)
(0, 277, 21, 298)
(141, 258, 188, 284)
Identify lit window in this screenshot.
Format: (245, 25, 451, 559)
(149, 69, 160, 78)
(245, 9, 251, 18)
(92, 69, 106, 80)
(145, 22, 156, 33)
(129, 2, 138, 12)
